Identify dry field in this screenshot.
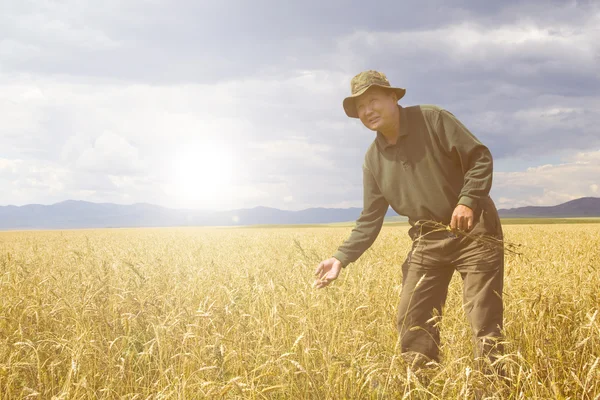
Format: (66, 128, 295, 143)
(0, 224, 598, 399)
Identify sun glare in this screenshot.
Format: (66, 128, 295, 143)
(169, 144, 235, 209)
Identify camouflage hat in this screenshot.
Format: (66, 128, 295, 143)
(343, 70, 406, 118)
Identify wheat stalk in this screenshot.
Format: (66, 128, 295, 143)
(411, 219, 523, 256)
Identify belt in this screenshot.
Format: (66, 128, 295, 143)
(409, 221, 456, 240)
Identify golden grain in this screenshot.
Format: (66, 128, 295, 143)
(0, 224, 598, 398)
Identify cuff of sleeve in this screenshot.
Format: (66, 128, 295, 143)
(458, 196, 478, 211)
(332, 251, 351, 268)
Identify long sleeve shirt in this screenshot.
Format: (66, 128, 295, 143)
(333, 104, 494, 267)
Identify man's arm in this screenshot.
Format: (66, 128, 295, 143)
(436, 109, 493, 209)
(333, 164, 389, 267)
(314, 164, 389, 288)
(435, 108, 494, 230)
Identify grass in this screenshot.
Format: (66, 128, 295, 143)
(0, 224, 598, 398)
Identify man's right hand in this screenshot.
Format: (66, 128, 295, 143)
(314, 257, 343, 289)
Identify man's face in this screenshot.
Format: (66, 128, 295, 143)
(355, 87, 398, 131)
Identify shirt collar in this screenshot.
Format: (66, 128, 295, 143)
(375, 105, 408, 150)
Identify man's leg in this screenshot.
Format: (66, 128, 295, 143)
(457, 197, 506, 373)
(457, 249, 504, 373)
(396, 256, 455, 364)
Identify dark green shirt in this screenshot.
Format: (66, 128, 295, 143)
(333, 104, 494, 267)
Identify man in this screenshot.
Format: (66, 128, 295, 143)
(314, 70, 504, 372)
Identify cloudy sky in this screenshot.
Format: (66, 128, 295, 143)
(1, 0, 599, 211)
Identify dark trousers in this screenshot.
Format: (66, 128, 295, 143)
(397, 197, 504, 366)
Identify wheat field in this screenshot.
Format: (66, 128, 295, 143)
(0, 224, 598, 399)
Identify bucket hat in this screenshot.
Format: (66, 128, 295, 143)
(343, 70, 406, 118)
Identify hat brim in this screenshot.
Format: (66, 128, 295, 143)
(343, 85, 406, 118)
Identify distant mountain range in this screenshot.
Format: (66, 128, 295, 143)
(496, 197, 600, 218)
(0, 197, 599, 230)
(0, 200, 400, 230)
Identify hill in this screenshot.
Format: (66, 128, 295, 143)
(0, 200, 400, 230)
(497, 197, 600, 218)
(1, 197, 598, 230)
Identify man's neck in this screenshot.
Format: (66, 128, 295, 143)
(379, 109, 402, 145)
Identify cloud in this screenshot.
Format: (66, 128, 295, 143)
(5, 0, 594, 83)
(0, 0, 599, 210)
(0, 158, 69, 205)
(492, 150, 600, 208)
(249, 138, 334, 172)
(0, 159, 23, 178)
(76, 132, 145, 175)
(0, 69, 373, 209)
(330, 12, 600, 157)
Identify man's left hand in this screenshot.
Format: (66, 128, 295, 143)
(450, 204, 474, 232)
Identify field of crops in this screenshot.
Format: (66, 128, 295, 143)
(0, 224, 598, 399)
